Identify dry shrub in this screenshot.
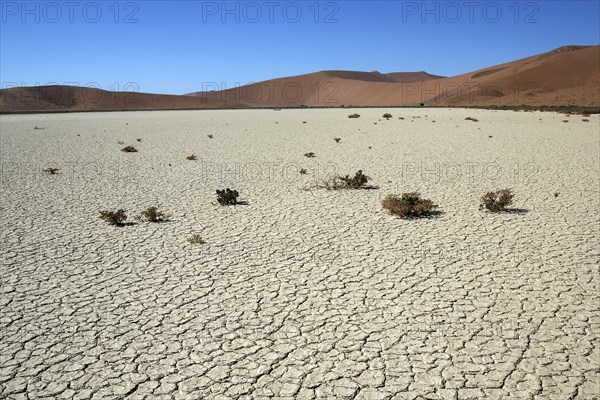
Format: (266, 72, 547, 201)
(382, 193, 438, 218)
(299, 168, 307, 175)
(121, 146, 137, 153)
(304, 152, 316, 158)
(383, 113, 392, 119)
(187, 234, 205, 244)
(137, 206, 169, 222)
(43, 168, 60, 175)
(348, 113, 360, 118)
(480, 189, 514, 212)
(465, 117, 479, 122)
(186, 154, 197, 160)
(99, 209, 128, 226)
(334, 137, 341, 143)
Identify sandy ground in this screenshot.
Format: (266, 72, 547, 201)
(0, 109, 598, 399)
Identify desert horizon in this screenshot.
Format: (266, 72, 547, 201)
(2, 45, 600, 114)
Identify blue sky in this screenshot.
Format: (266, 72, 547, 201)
(1, 1, 599, 94)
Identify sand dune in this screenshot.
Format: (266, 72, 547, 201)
(192, 45, 599, 108)
(1, 45, 598, 113)
(0, 85, 226, 113)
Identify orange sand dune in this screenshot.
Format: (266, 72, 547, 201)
(1, 45, 598, 113)
(0, 85, 226, 113)
(195, 45, 599, 108)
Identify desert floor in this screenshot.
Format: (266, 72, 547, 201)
(0, 109, 598, 399)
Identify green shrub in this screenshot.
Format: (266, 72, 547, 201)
(319, 170, 371, 190)
(216, 189, 239, 206)
(338, 170, 370, 189)
(480, 189, 514, 212)
(382, 193, 438, 218)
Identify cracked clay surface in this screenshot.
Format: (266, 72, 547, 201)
(1, 109, 598, 399)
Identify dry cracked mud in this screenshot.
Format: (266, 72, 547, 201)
(1, 109, 598, 399)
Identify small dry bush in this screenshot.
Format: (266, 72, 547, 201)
(216, 188, 239, 206)
(207, 134, 214, 139)
(299, 168, 307, 175)
(348, 113, 361, 118)
(334, 137, 341, 143)
(338, 170, 370, 189)
(318, 170, 370, 190)
(465, 117, 479, 122)
(43, 168, 60, 175)
(304, 152, 316, 158)
(137, 206, 169, 222)
(383, 113, 393, 119)
(187, 234, 205, 245)
(186, 154, 197, 160)
(480, 189, 514, 212)
(121, 146, 138, 153)
(382, 193, 438, 218)
(99, 209, 128, 226)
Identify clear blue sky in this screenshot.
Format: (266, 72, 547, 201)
(1, 1, 599, 94)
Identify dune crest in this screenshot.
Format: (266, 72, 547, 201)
(1, 45, 598, 113)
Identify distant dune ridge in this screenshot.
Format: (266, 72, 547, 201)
(1, 45, 598, 113)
